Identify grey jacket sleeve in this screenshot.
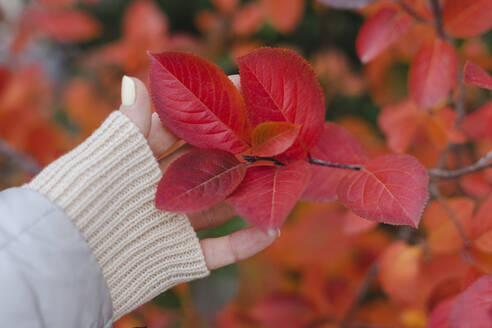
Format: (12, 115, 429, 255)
(0, 187, 114, 328)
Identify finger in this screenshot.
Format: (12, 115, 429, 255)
(148, 112, 180, 158)
(228, 74, 241, 91)
(187, 202, 237, 230)
(158, 143, 193, 172)
(200, 226, 278, 270)
(119, 76, 152, 138)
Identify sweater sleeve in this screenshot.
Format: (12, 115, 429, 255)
(25, 110, 210, 320)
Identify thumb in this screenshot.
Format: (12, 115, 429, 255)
(119, 76, 152, 138)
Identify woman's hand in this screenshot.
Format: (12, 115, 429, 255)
(119, 76, 278, 270)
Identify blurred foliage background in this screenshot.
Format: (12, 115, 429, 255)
(1, 0, 492, 327)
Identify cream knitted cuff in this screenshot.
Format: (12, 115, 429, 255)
(26, 111, 210, 320)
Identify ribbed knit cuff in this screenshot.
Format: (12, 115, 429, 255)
(26, 111, 209, 319)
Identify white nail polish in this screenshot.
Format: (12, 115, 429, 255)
(121, 75, 136, 106)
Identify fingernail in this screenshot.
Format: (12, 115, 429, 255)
(121, 75, 136, 106)
(267, 228, 281, 238)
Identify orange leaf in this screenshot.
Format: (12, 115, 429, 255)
(423, 198, 475, 255)
(443, 0, 492, 38)
(379, 241, 423, 305)
(250, 122, 301, 157)
(262, 0, 305, 33)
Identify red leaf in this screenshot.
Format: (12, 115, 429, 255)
(238, 47, 325, 153)
(302, 122, 368, 202)
(461, 101, 492, 140)
(227, 161, 311, 232)
(123, 0, 168, 44)
(149, 52, 251, 154)
(262, 0, 305, 33)
(337, 154, 429, 227)
(428, 297, 456, 328)
(464, 61, 492, 91)
(356, 6, 412, 63)
(449, 275, 492, 328)
(443, 0, 492, 38)
(156, 149, 246, 212)
(250, 122, 300, 157)
(249, 294, 316, 328)
(409, 38, 458, 109)
(27, 8, 101, 43)
(379, 101, 424, 153)
(212, 0, 239, 13)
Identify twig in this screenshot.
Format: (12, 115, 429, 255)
(340, 261, 379, 328)
(308, 157, 362, 170)
(430, 0, 452, 42)
(429, 150, 492, 179)
(241, 155, 363, 171)
(429, 184, 474, 264)
(396, 1, 431, 24)
(242, 155, 286, 166)
(0, 138, 41, 175)
(453, 68, 467, 128)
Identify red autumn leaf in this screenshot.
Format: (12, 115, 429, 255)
(123, 0, 169, 44)
(212, 0, 239, 14)
(30, 8, 101, 43)
(249, 294, 316, 328)
(464, 61, 492, 91)
(227, 161, 311, 233)
(379, 101, 424, 153)
(449, 275, 492, 328)
(442, 0, 492, 38)
(149, 52, 251, 154)
(301, 122, 368, 202)
(337, 154, 429, 227)
(232, 2, 265, 36)
(409, 38, 458, 109)
(471, 194, 492, 239)
(428, 297, 456, 328)
(238, 47, 325, 153)
(262, 0, 305, 34)
(462, 101, 492, 140)
(250, 122, 301, 157)
(156, 149, 247, 213)
(356, 6, 412, 63)
(317, 0, 376, 9)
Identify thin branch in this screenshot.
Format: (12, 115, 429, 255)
(429, 184, 474, 264)
(396, 0, 431, 24)
(429, 150, 492, 179)
(429, 0, 451, 41)
(308, 157, 362, 170)
(0, 138, 41, 175)
(453, 68, 467, 128)
(340, 261, 379, 328)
